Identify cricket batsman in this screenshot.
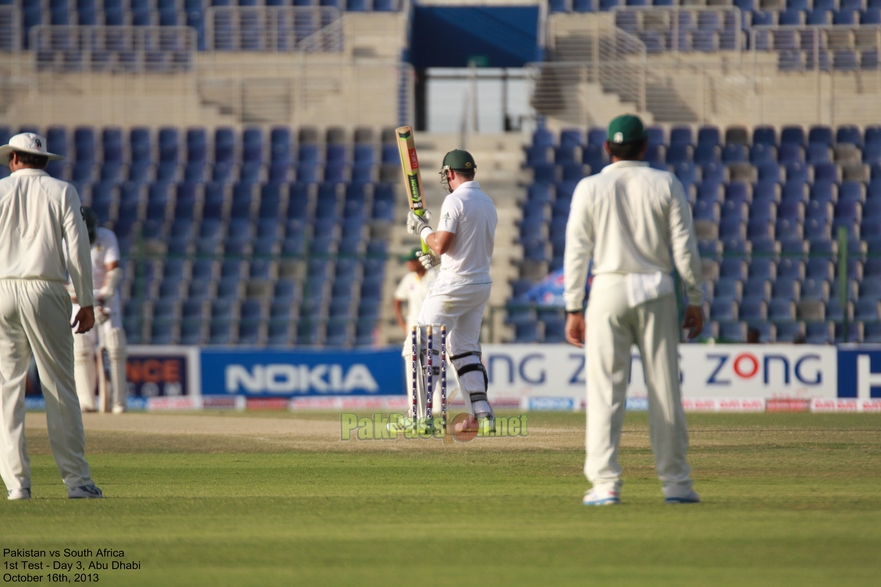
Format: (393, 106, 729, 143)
(68, 207, 128, 414)
(406, 149, 498, 433)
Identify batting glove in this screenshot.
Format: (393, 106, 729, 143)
(95, 306, 110, 325)
(406, 209, 432, 236)
(416, 251, 439, 270)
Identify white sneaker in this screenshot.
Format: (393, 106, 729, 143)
(112, 405, 125, 414)
(665, 490, 700, 504)
(68, 484, 103, 499)
(583, 488, 620, 506)
(7, 488, 31, 500)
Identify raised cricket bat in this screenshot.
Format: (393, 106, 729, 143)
(395, 126, 430, 253)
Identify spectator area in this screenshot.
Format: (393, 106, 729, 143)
(512, 123, 880, 345)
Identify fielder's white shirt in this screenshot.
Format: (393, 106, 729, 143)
(0, 168, 93, 306)
(394, 268, 438, 328)
(435, 181, 497, 285)
(563, 160, 703, 311)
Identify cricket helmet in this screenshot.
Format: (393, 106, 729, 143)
(441, 149, 477, 171)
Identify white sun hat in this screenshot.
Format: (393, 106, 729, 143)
(0, 133, 64, 162)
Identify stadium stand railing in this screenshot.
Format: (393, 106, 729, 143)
(31, 25, 197, 72)
(0, 5, 19, 53)
(611, 6, 745, 54)
(751, 24, 881, 71)
(204, 6, 343, 53)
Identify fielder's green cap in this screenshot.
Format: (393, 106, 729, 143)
(442, 149, 476, 171)
(400, 247, 421, 262)
(607, 114, 647, 144)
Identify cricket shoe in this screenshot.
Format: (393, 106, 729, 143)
(112, 405, 126, 414)
(7, 488, 31, 500)
(665, 490, 700, 504)
(583, 489, 620, 506)
(477, 415, 495, 435)
(68, 484, 103, 499)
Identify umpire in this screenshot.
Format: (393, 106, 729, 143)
(563, 115, 704, 506)
(0, 133, 103, 500)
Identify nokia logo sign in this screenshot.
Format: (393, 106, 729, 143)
(225, 363, 379, 394)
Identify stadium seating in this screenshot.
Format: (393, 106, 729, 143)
(3, 123, 406, 348)
(512, 123, 876, 343)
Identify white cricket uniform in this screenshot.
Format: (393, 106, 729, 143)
(0, 168, 96, 494)
(70, 227, 122, 331)
(395, 267, 438, 353)
(416, 181, 496, 414)
(564, 160, 703, 500)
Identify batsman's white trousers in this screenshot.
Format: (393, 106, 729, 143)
(416, 279, 491, 356)
(584, 274, 693, 499)
(0, 279, 93, 492)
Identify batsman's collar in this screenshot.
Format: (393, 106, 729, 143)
(607, 114, 647, 144)
(0, 133, 64, 161)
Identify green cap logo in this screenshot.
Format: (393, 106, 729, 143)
(607, 114, 647, 144)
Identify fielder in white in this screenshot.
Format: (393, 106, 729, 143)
(68, 206, 127, 414)
(407, 149, 498, 432)
(0, 132, 103, 500)
(563, 115, 704, 506)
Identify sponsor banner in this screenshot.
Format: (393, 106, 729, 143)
(625, 396, 649, 411)
(811, 398, 858, 412)
(836, 345, 881, 399)
(521, 397, 577, 412)
(127, 397, 147, 412)
(681, 398, 718, 412)
(766, 398, 811, 412)
(812, 398, 881, 412)
(202, 395, 246, 411)
(680, 398, 765, 412)
(716, 398, 765, 412)
(25, 397, 46, 410)
(482, 344, 837, 401)
(859, 399, 881, 412)
(148, 396, 202, 411)
(246, 397, 289, 410)
(128, 345, 201, 398)
(201, 348, 402, 397)
(288, 396, 410, 411)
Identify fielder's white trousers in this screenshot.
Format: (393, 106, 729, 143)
(584, 274, 693, 499)
(0, 279, 93, 492)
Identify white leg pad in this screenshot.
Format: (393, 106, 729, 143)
(451, 355, 492, 417)
(73, 333, 96, 411)
(104, 328, 128, 410)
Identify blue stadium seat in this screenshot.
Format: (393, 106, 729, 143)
(806, 142, 831, 164)
(702, 162, 725, 185)
(743, 277, 771, 302)
(670, 126, 693, 146)
(768, 298, 796, 320)
(835, 125, 860, 147)
(862, 8, 881, 23)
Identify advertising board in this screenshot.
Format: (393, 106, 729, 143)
(482, 344, 838, 402)
(200, 348, 403, 397)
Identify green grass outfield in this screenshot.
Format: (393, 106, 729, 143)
(3, 411, 881, 586)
